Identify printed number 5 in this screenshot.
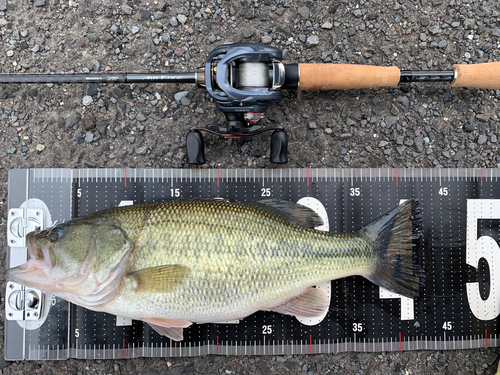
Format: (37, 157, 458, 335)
(466, 200, 500, 320)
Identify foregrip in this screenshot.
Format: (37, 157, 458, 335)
(297, 64, 401, 90)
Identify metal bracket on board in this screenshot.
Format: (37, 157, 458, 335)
(6, 282, 43, 321)
(7, 208, 43, 247)
(6, 206, 45, 322)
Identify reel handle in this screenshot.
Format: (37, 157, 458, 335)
(451, 62, 500, 89)
(296, 64, 400, 90)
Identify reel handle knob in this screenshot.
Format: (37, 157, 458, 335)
(186, 130, 206, 165)
(270, 130, 288, 164)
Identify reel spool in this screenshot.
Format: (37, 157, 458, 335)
(238, 62, 269, 88)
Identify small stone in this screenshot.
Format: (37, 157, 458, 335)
(261, 35, 272, 44)
(141, 10, 151, 21)
(241, 27, 254, 38)
(34, 0, 45, 6)
(385, 116, 399, 127)
(180, 97, 191, 106)
(7, 50, 14, 57)
(122, 3, 133, 15)
(437, 39, 447, 48)
(66, 112, 82, 128)
(443, 92, 453, 102)
(429, 25, 441, 35)
(477, 135, 487, 145)
(378, 140, 389, 147)
(476, 113, 490, 122)
(420, 17, 429, 26)
(136, 146, 148, 155)
(298, 6, 309, 18)
(85, 132, 94, 143)
(88, 83, 99, 96)
(306, 35, 319, 47)
(169, 17, 178, 27)
(463, 123, 475, 133)
(26, 88, 38, 98)
(177, 14, 187, 24)
(82, 96, 93, 106)
(308, 121, 317, 129)
(174, 91, 189, 102)
(75, 132, 85, 144)
(492, 28, 500, 37)
(321, 22, 333, 29)
(0, 0, 6, 11)
(36, 144, 45, 152)
(136, 112, 146, 121)
(131, 26, 140, 34)
(8, 146, 16, 154)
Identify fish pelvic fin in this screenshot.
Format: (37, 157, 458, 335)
(360, 199, 423, 298)
(268, 287, 330, 318)
(127, 264, 191, 293)
(142, 318, 192, 341)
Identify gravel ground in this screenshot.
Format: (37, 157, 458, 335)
(1, 0, 500, 374)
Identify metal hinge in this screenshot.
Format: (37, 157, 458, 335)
(7, 208, 44, 247)
(6, 282, 43, 321)
(6, 207, 45, 321)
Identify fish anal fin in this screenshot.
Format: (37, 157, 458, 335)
(127, 265, 191, 293)
(142, 318, 193, 341)
(269, 287, 329, 318)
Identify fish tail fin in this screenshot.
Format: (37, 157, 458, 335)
(360, 199, 423, 298)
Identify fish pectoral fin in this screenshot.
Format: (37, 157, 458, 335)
(268, 287, 330, 318)
(127, 265, 191, 293)
(142, 318, 193, 341)
(253, 200, 324, 228)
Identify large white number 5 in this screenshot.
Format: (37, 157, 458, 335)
(466, 199, 500, 320)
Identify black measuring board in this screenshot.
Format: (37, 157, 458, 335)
(5, 168, 500, 360)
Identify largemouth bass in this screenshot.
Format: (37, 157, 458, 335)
(6, 199, 422, 341)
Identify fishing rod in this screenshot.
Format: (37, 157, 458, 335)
(1, 42, 499, 165)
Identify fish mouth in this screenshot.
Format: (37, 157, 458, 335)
(26, 231, 42, 260)
(6, 232, 54, 289)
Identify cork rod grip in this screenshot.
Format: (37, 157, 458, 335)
(297, 64, 401, 90)
(451, 62, 500, 89)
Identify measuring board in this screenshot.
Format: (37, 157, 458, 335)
(4, 168, 500, 360)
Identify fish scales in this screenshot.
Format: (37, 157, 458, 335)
(103, 201, 374, 322)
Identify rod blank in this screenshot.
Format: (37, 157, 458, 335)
(0, 72, 196, 84)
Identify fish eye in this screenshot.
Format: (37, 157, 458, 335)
(49, 228, 62, 242)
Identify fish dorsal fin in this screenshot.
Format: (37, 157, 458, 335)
(127, 265, 190, 293)
(142, 318, 192, 341)
(268, 287, 329, 318)
(253, 199, 324, 228)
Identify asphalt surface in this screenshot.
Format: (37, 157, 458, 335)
(1, 0, 500, 374)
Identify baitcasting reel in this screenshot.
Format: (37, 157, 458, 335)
(187, 43, 295, 165)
